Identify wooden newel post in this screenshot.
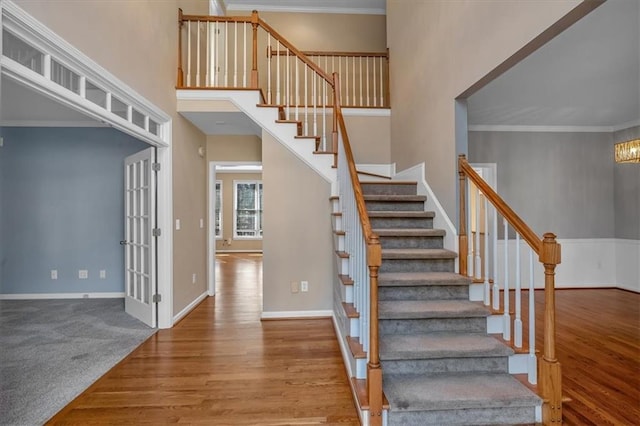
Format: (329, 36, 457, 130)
(367, 235, 383, 426)
(177, 8, 184, 87)
(332, 72, 340, 168)
(538, 233, 562, 424)
(251, 10, 259, 89)
(458, 154, 468, 276)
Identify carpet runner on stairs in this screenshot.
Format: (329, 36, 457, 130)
(360, 180, 541, 426)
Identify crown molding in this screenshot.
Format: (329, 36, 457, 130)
(225, 4, 385, 15)
(468, 120, 640, 133)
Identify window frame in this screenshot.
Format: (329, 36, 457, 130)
(232, 180, 263, 240)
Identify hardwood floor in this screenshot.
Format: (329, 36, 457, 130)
(47, 254, 639, 425)
(48, 253, 359, 425)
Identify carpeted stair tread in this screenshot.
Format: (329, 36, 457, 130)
(384, 373, 541, 412)
(379, 272, 471, 287)
(382, 248, 457, 259)
(374, 228, 445, 237)
(368, 211, 435, 218)
(380, 333, 514, 360)
(364, 195, 427, 202)
(379, 300, 489, 319)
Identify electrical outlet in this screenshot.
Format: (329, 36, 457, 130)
(100, 270, 106, 279)
(79, 270, 88, 279)
(192, 273, 197, 284)
(301, 281, 309, 292)
(290, 281, 299, 293)
(51, 270, 58, 280)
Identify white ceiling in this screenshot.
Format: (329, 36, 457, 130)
(468, 0, 640, 130)
(2, 0, 637, 133)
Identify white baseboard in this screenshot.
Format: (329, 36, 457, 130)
(216, 250, 263, 253)
(0, 292, 125, 300)
(172, 291, 209, 324)
(356, 163, 396, 179)
(615, 239, 640, 293)
(260, 309, 332, 320)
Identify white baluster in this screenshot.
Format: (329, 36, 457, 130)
(344, 57, 349, 106)
(214, 22, 219, 86)
(352, 57, 356, 107)
(492, 207, 500, 310)
(286, 49, 290, 119)
(187, 20, 191, 86)
(324, 56, 329, 104)
(467, 182, 473, 278)
(528, 247, 537, 384)
(373, 56, 377, 107)
(322, 81, 327, 151)
(206, 22, 210, 86)
(359, 56, 363, 106)
(267, 35, 271, 103)
(503, 218, 511, 341)
(313, 71, 317, 136)
(295, 59, 299, 121)
(276, 42, 280, 105)
(483, 195, 490, 306)
(366, 56, 370, 107)
(514, 233, 523, 348)
(379, 55, 384, 107)
(243, 22, 247, 87)
(196, 21, 201, 86)
(224, 22, 228, 86)
(475, 188, 482, 281)
(304, 65, 308, 134)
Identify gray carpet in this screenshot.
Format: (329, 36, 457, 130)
(0, 298, 156, 426)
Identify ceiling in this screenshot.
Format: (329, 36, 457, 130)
(2, 0, 637, 133)
(467, 0, 639, 130)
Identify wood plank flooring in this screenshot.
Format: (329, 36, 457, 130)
(47, 253, 639, 425)
(47, 253, 359, 425)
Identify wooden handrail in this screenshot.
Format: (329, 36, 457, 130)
(458, 155, 541, 254)
(180, 14, 252, 23)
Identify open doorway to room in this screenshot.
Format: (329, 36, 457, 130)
(208, 161, 263, 298)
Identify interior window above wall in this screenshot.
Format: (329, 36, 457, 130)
(233, 180, 263, 239)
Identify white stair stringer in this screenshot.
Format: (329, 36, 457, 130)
(176, 90, 336, 183)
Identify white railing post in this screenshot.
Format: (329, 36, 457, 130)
(186, 20, 192, 86)
(483, 195, 490, 306)
(492, 208, 500, 310)
(503, 218, 511, 341)
(467, 182, 473, 277)
(514, 233, 523, 348)
(528, 247, 537, 384)
(196, 21, 201, 87)
(474, 188, 482, 281)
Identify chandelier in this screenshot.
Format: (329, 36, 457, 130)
(614, 139, 640, 163)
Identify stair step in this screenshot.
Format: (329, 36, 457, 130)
(374, 228, 444, 237)
(369, 211, 435, 229)
(382, 248, 456, 260)
(378, 272, 472, 301)
(384, 373, 540, 426)
(364, 195, 426, 212)
(360, 181, 418, 196)
(380, 333, 513, 360)
(380, 249, 456, 273)
(379, 300, 489, 320)
(378, 272, 471, 287)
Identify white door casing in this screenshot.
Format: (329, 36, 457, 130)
(124, 148, 156, 327)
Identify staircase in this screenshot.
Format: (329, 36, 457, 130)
(343, 180, 541, 425)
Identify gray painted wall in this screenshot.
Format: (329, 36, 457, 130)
(469, 131, 615, 239)
(0, 127, 148, 294)
(613, 126, 640, 239)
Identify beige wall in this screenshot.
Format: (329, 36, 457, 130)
(387, 0, 584, 221)
(14, 0, 211, 316)
(239, 10, 386, 52)
(262, 130, 333, 313)
(344, 114, 391, 164)
(206, 135, 262, 162)
(215, 172, 263, 251)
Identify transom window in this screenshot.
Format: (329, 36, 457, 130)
(233, 180, 263, 239)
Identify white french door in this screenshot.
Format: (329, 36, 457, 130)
(123, 148, 156, 327)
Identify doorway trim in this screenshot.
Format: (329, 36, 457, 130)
(1, 0, 174, 328)
(207, 161, 262, 297)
